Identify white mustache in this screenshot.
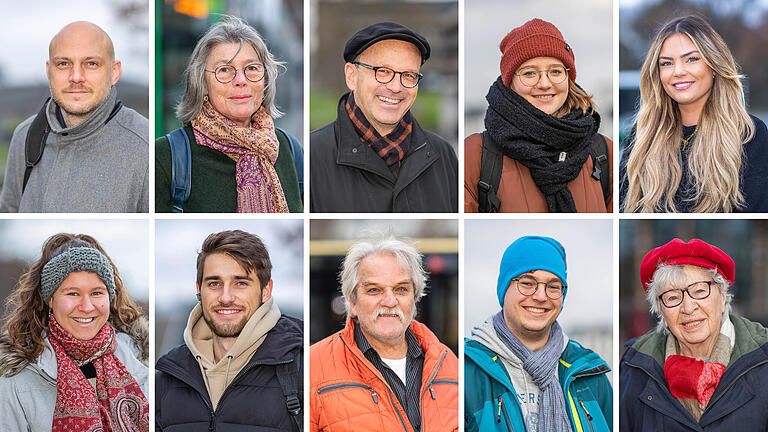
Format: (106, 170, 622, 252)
(374, 307, 404, 321)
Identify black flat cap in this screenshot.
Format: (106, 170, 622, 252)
(343, 22, 431, 63)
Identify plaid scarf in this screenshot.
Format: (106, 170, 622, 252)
(346, 92, 413, 178)
(191, 101, 289, 213)
(48, 313, 149, 432)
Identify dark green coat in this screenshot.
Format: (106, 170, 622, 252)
(155, 125, 302, 212)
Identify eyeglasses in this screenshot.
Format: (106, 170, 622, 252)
(514, 66, 569, 87)
(511, 276, 565, 300)
(658, 280, 715, 308)
(353, 61, 423, 88)
(205, 63, 265, 84)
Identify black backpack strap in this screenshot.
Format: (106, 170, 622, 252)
(165, 128, 192, 213)
(477, 131, 503, 213)
(23, 98, 52, 194)
(277, 127, 304, 197)
(589, 134, 610, 202)
(274, 361, 303, 432)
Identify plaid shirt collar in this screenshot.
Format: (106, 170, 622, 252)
(346, 92, 413, 178)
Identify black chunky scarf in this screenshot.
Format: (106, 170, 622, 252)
(484, 76, 600, 212)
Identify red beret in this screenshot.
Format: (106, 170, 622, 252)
(639, 238, 734, 292)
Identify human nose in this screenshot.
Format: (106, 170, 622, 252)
(535, 71, 553, 88)
(70, 63, 86, 83)
(679, 291, 698, 314)
(218, 284, 236, 304)
(531, 283, 549, 301)
(384, 73, 405, 92)
(231, 68, 248, 86)
(77, 295, 96, 312)
(381, 288, 398, 307)
(673, 61, 686, 76)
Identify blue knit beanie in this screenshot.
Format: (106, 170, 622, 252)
(496, 236, 568, 306)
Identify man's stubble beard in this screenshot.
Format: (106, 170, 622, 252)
(201, 298, 262, 338)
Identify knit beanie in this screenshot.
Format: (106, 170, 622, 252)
(499, 18, 576, 87)
(40, 247, 116, 302)
(496, 236, 568, 306)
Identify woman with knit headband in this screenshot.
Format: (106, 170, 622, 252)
(156, 15, 303, 213)
(465, 18, 612, 213)
(620, 238, 768, 430)
(0, 234, 149, 432)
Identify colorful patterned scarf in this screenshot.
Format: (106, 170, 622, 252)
(48, 312, 149, 432)
(191, 101, 289, 213)
(346, 92, 413, 178)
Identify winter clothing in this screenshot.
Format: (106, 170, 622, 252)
(0, 87, 149, 213)
(620, 314, 768, 431)
(191, 102, 289, 213)
(310, 93, 458, 213)
(344, 22, 430, 63)
(41, 247, 116, 302)
(465, 317, 612, 432)
(155, 300, 303, 432)
(309, 318, 459, 432)
(619, 115, 768, 213)
(0, 329, 148, 432)
(500, 18, 576, 87)
(639, 238, 735, 291)
(155, 125, 303, 213)
(496, 236, 568, 306)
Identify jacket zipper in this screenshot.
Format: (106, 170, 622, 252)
(317, 382, 379, 404)
(578, 399, 594, 432)
(419, 350, 450, 432)
(496, 395, 515, 430)
(702, 359, 768, 415)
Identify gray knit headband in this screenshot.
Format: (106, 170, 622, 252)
(40, 247, 116, 302)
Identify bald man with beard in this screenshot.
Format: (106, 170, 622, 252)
(0, 21, 148, 213)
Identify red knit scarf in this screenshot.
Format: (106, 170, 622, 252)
(48, 313, 149, 432)
(664, 354, 726, 407)
(346, 92, 413, 178)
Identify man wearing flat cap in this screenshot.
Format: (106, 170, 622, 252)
(310, 22, 458, 213)
(465, 236, 612, 432)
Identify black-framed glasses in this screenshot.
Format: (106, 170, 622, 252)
(514, 66, 569, 87)
(353, 61, 423, 88)
(512, 276, 565, 300)
(205, 63, 265, 84)
(658, 280, 715, 308)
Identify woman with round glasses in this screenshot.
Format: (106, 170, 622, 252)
(155, 15, 302, 213)
(465, 18, 612, 213)
(620, 238, 768, 430)
(620, 15, 768, 213)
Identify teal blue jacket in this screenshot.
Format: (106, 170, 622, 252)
(465, 338, 612, 432)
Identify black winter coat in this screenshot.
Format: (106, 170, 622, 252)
(155, 315, 303, 432)
(310, 93, 458, 213)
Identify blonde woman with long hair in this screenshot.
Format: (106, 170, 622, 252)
(620, 15, 768, 213)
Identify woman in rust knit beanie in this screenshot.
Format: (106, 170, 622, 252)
(465, 18, 611, 213)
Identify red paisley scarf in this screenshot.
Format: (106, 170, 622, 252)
(48, 313, 149, 432)
(191, 101, 289, 213)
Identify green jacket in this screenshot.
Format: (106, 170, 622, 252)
(155, 125, 303, 212)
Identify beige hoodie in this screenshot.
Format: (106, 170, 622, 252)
(183, 297, 281, 409)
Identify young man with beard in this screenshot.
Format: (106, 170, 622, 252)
(155, 230, 303, 431)
(309, 236, 458, 432)
(0, 21, 148, 213)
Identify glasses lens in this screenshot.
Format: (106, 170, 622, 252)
(548, 66, 568, 84)
(516, 277, 538, 295)
(518, 69, 539, 87)
(661, 289, 683, 307)
(545, 283, 564, 299)
(689, 282, 711, 299)
(400, 72, 420, 88)
(244, 63, 265, 81)
(214, 65, 235, 83)
(374, 67, 395, 84)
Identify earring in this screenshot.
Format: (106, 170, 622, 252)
(203, 95, 209, 102)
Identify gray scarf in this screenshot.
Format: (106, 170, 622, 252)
(493, 311, 573, 432)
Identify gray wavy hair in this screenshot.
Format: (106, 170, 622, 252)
(646, 264, 733, 333)
(176, 15, 284, 124)
(339, 235, 428, 320)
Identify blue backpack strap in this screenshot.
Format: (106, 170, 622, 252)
(165, 128, 192, 213)
(277, 127, 304, 196)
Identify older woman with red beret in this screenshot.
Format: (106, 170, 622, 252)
(620, 238, 768, 431)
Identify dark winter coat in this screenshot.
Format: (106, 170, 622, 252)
(155, 315, 303, 432)
(310, 93, 458, 213)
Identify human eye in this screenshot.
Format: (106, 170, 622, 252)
(663, 291, 681, 303)
(517, 278, 537, 289)
(549, 67, 564, 76)
(547, 281, 563, 291)
(56, 61, 70, 69)
(245, 64, 262, 72)
(366, 286, 380, 294)
(375, 67, 394, 79)
(659, 60, 672, 67)
(520, 70, 538, 78)
(207, 280, 221, 288)
(686, 56, 700, 63)
(217, 65, 233, 73)
(85, 60, 100, 68)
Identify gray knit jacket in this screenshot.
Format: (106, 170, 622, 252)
(0, 87, 148, 212)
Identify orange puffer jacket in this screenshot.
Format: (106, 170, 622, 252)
(310, 319, 458, 432)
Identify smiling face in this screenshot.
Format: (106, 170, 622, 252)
(344, 39, 422, 136)
(197, 253, 272, 339)
(660, 265, 726, 358)
(502, 270, 564, 350)
(205, 41, 266, 127)
(46, 22, 122, 127)
(349, 253, 416, 351)
(48, 271, 110, 341)
(510, 57, 569, 116)
(658, 33, 714, 124)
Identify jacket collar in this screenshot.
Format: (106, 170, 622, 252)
(45, 86, 118, 141)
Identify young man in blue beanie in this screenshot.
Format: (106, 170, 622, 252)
(464, 236, 612, 432)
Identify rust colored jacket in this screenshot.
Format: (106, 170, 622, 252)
(464, 132, 613, 213)
(310, 318, 458, 432)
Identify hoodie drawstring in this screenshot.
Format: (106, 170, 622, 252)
(225, 355, 233, 385)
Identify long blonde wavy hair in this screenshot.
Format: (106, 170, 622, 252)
(624, 15, 754, 213)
